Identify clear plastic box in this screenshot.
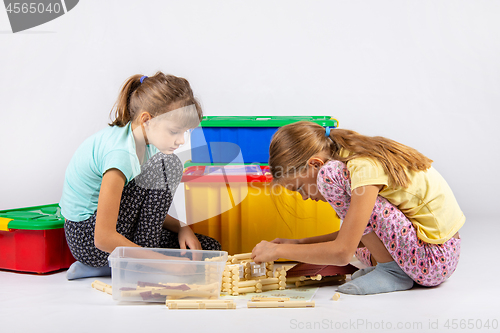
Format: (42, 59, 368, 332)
(108, 247, 228, 302)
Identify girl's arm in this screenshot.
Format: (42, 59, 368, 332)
(298, 232, 339, 244)
(162, 214, 183, 233)
(94, 168, 140, 253)
(252, 185, 381, 265)
(163, 214, 202, 250)
(270, 232, 339, 245)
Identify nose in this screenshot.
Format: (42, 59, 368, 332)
(175, 133, 185, 146)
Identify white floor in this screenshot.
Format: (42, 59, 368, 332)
(1, 219, 498, 333)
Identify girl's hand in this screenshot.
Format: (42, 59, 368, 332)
(178, 226, 202, 251)
(270, 238, 300, 245)
(251, 240, 280, 263)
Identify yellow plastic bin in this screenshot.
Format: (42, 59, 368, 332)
(182, 165, 340, 255)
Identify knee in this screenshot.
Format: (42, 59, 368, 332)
(135, 153, 183, 190)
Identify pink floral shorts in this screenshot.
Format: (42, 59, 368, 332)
(317, 160, 461, 287)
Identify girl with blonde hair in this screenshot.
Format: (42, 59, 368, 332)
(252, 121, 464, 295)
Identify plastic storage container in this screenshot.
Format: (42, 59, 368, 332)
(0, 204, 75, 273)
(182, 165, 341, 255)
(108, 247, 228, 302)
(191, 116, 338, 163)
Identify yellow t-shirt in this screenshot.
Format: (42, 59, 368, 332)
(340, 150, 465, 244)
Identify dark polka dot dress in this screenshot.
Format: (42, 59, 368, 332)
(64, 152, 221, 267)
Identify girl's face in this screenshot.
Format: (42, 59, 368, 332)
(145, 118, 192, 154)
(282, 162, 327, 202)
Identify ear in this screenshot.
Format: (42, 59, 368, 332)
(138, 111, 152, 125)
(307, 157, 324, 170)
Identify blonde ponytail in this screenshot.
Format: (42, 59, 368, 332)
(269, 122, 433, 189)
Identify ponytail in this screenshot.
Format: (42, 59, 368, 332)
(269, 121, 433, 189)
(108, 72, 203, 127)
(109, 74, 142, 127)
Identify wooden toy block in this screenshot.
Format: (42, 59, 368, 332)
(294, 275, 345, 287)
(256, 277, 279, 285)
(251, 297, 290, 302)
(204, 256, 226, 262)
(166, 299, 236, 309)
(332, 293, 341, 301)
(247, 301, 315, 308)
(189, 282, 219, 292)
(236, 281, 260, 294)
(232, 286, 257, 294)
(220, 253, 290, 295)
(120, 281, 221, 300)
(260, 283, 280, 291)
(233, 280, 259, 288)
(154, 289, 217, 298)
(280, 264, 296, 271)
(233, 253, 253, 261)
(91, 280, 110, 288)
(91, 280, 112, 295)
(285, 276, 307, 283)
(273, 267, 287, 278)
(121, 289, 147, 298)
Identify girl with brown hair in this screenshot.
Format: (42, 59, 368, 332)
(251, 121, 464, 295)
(60, 72, 220, 279)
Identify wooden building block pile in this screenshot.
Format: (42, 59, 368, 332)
(219, 253, 286, 295)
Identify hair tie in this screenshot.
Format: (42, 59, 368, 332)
(140, 75, 148, 84)
(325, 126, 331, 137)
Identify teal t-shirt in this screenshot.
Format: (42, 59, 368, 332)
(60, 123, 159, 222)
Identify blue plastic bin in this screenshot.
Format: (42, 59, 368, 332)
(190, 116, 338, 163)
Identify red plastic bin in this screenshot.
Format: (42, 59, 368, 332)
(0, 204, 75, 274)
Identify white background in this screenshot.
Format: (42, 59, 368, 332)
(1, 0, 499, 220)
(1, 2, 499, 333)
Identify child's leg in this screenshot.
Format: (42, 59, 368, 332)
(118, 152, 183, 248)
(64, 217, 111, 280)
(360, 196, 461, 287)
(65, 153, 221, 280)
(124, 152, 220, 250)
(117, 152, 220, 250)
(318, 161, 461, 294)
(339, 196, 461, 294)
(64, 153, 182, 279)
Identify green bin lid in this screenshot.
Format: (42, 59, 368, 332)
(199, 116, 338, 128)
(0, 204, 65, 230)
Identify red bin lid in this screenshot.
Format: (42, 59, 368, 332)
(182, 165, 273, 183)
